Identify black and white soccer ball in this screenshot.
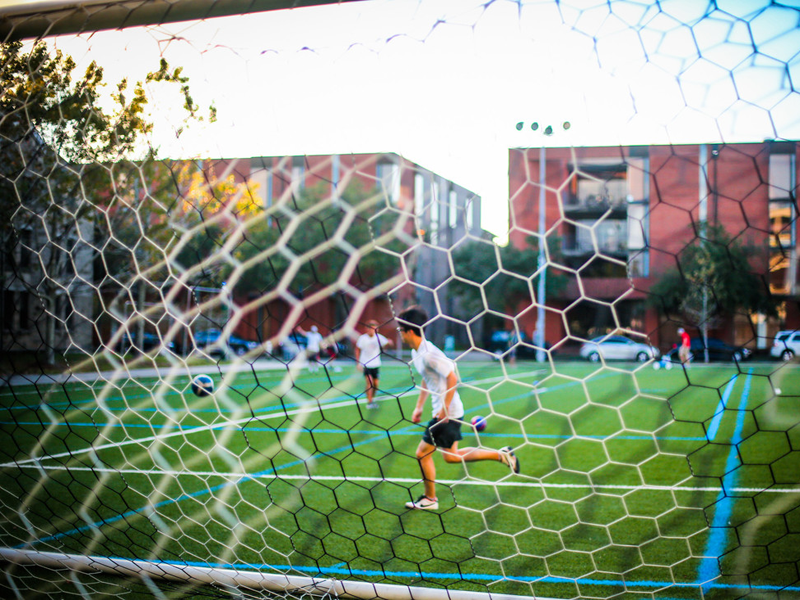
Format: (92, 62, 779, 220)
(191, 374, 215, 397)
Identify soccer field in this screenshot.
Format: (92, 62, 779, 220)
(1, 358, 799, 599)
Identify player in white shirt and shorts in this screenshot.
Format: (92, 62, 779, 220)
(397, 306, 520, 511)
(355, 320, 393, 409)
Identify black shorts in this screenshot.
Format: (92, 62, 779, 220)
(364, 367, 379, 379)
(422, 417, 463, 449)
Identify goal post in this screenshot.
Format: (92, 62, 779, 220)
(0, 548, 545, 600)
(0, 0, 359, 41)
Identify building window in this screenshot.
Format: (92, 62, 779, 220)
(18, 229, 33, 270)
(769, 153, 796, 249)
(465, 196, 474, 231)
(563, 156, 650, 277)
(2, 291, 13, 330)
(448, 189, 458, 229)
(769, 153, 794, 200)
(769, 151, 796, 295)
(429, 180, 440, 246)
(332, 154, 340, 201)
(376, 161, 400, 205)
(414, 173, 426, 238)
(291, 156, 305, 195)
(249, 167, 270, 208)
(627, 202, 649, 278)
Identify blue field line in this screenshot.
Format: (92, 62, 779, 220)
(114, 557, 800, 593)
(696, 370, 753, 592)
(706, 375, 738, 442)
(0, 421, 706, 443)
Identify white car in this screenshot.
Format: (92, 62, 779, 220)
(770, 330, 800, 361)
(580, 335, 660, 363)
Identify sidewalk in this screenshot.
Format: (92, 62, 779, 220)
(0, 357, 346, 388)
(0, 349, 499, 389)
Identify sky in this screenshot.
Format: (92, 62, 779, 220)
(49, 0, 800, 236)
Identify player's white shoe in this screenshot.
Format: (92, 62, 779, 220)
(405, 495, 438, 510)
(501, 446, 521, 474)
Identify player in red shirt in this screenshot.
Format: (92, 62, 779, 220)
(678, 327, 691, 364)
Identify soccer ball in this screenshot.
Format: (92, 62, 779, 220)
(191, 374, 215, 397)
(471, 415, 487, 432)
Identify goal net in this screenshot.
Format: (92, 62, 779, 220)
(1, 1, 798, 599)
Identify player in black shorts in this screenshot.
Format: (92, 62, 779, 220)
(397, 307, 520, 511)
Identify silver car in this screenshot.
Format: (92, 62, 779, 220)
(580, 335, 660, 362)
(770, 330, 800, 361)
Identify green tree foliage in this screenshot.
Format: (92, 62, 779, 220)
(231, 182, 409, 299)
(648, 224, 776, 325)
(0, 41, 204, 361)
(450, 234, 566, 319)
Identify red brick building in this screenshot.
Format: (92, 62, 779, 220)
(508, 141, 799, 353)
(192, 153, 484, 349)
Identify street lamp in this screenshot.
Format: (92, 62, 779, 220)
(516, 120, 571, 362)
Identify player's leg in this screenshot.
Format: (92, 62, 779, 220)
(370, 375, 380, 408)
(406, 439, 438, 509)
(364, 370, 375, 406)
(365, 368, 379, 408)
(441, 442, 520, 474)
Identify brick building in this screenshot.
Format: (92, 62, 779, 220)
(508, 141, 798, 353)
(197, 153, 485, 349)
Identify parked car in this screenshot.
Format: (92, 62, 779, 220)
(770, 330, 800, 361)
(486, 330, 540, 358)
(579, 335, 659, 362)
(666, 338, 752, 363)
(119, 331, 175, 354)
(279, 332, 308, 361)
(193, 329, 259, 357)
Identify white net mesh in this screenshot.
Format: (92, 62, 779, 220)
(1, 1, 799, 599)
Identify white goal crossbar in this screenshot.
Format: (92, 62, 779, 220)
(0, 548, 547, 600)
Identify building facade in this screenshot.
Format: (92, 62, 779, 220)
(202, 153, 485, 349)
(508, 141, 798, 352)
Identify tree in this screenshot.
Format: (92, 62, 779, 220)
(230, 181, 408, 299)
(450, 234, 566, 327)
(648, 224, 776, 360)
(0, 41, 205, 364)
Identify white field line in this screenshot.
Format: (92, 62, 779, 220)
(9, 465, 800, 494)
(1, 397, 362, 468)
(1, 371, 544, 469)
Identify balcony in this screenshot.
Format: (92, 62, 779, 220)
(562, 193, 629, 216)
(562, 235, 629, 258)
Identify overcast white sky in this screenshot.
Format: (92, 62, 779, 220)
(51, 0, 800, 236)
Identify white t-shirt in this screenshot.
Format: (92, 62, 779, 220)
(356, 333, 389, 368)
(411, 339, 464, 420)
(306, 331, 323, 353)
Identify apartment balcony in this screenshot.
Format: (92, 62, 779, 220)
(562, 236, 629, 258)
(562, 193, 629, 216)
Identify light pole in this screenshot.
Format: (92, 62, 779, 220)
(516, 120, 570, 362)
(536, 144, 547, 363)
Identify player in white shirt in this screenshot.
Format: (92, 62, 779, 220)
(297, 325, 324, 373)
(397, 306, 520, 511)
(355, 320, 393, 409)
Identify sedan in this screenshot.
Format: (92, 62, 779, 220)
(666, 338, 752, 363)
(279, 332, 308, 361)
(193, 329, 259, 357)
(580, 335, 660, 362)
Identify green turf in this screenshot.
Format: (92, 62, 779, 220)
(1, 359, 799, 599)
